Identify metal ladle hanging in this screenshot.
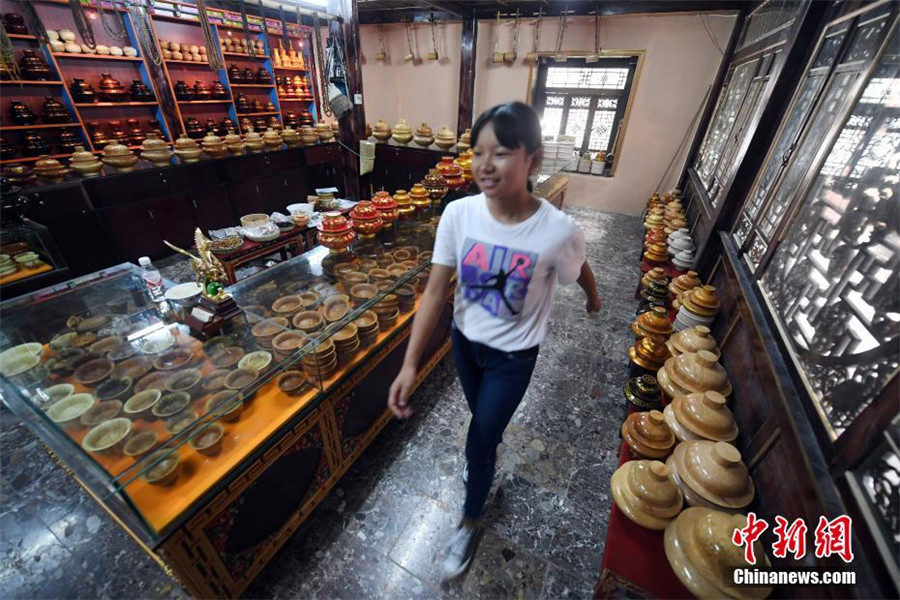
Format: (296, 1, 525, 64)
(491, 11, 502, 63)
(504, 10, 519, 64)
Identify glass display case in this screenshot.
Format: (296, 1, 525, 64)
(0, 214, 438, 545)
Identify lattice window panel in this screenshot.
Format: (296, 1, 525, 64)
(541, 107, 563, 138)
(737, 0, 803, 51)
(545, 67, 628, 90)
(852, 431, 900, 568)
(760, 51, 900, 437)
(696, 60, 757, 189)
(588, 106, 617, 152)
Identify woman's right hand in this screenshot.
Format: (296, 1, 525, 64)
(388, 363, 418, 419)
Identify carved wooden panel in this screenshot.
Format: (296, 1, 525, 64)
(737, 0, 803, 51)
(759, 46, 900, 439)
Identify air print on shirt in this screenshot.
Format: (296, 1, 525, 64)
(460, 238, 538, 320)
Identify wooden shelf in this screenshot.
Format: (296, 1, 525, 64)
(0, 152, 73, 165)
(0, 123, 82, 132)
(76, 102, 160, 107)
(237, 111, 279, 117)
(0, 80, 64, 85)
(274, 66, 308, 72)
(277, 97, 313, 102)
(178, 99, 232, 104)
(222, 51, 269, 60)
(53, 53, 143, 62)
(8, 34, 38, 41)
(230, 83, 275, 88)
(165, 59, 211, 66)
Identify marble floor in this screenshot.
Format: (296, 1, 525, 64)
(0, 206, 641, 599)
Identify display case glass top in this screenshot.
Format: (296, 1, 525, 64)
(0, 215, 438, 542)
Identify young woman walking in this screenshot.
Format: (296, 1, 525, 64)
(388, 101, 601, 580)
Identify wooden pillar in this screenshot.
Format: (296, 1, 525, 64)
(457, 17, 477, 138)
(327, 0, 365, 201)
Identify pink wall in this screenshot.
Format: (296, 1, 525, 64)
(358, 22, 462, 133)
(473, 13, 736, 215)
(328, 13, 735, 215)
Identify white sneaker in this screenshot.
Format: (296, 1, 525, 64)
(441, 526, 476, 581)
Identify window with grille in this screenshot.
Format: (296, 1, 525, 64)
(531, 56, 639, 173)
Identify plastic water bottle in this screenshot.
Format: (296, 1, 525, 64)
(138, 256, 165, 302)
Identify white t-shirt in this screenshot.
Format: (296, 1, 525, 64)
(431, 193, 586, 351)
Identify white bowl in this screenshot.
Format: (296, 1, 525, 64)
(59, 29, 76, 42)
(0, 343, 43, 377)
(47, 393, 95, 427)
(96, 45, 110, 55)
(37, 383, 75, 407)
(165, 282, 203, 307)
(123, 46, 138, 57)
(47, 30, 60, 41)
(109, 46, 124, 56)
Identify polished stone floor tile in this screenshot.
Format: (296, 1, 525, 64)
(0, 207, 641, 599)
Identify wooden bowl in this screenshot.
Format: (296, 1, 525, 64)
(164, 409, 198, 435)
(201, 369, 231, 394)
(165, 368, 203, 398)
(272, 294, 303, 317)
(277, 370, 309, 396)
(224, 368, 258, 390)
(112, 356, 152, 380)
(611, 460, 683, 530)
(95, 376, 133, 401)
(323, 294, 351, 322)
(189, 423, 225, 456)
(123, 430, 159, 457)
(293, 310, 324, 333)
(152, 348, 194, 371)
(151, 391, 191, 419)
(142, 450, 181, 486)
(80, 400, 123, 427)
(299, 291, 321, 311)
(210, 346, 245, 369)
(133, 371, 172, 394)
(205, 390, 243, 422)
(272, 330, 308, 354)
(74, 358, 115, 386)
(349, 283, 378, 305)
(88, 336, 123, 356)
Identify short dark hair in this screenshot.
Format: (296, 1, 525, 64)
(470, 102, 543, 154)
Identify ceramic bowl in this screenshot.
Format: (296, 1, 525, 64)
(142, 450, 181, 486)
(189, 423, 225, 456)
(81, 417, 132, 455)
(667, 440, 754, 510)
(204, 390, 243, 422)
(224, 367, 258, 390)
(123, 389, 162, 420)
(122, 430, 159, 457)
(151, 391, 191, 419)
(164, 409, 198, 435)
(238, 351, 272, 372)
(74, 358, 115, 386)
(96, 376, 133, 401)
(164, 282, 202, 308)
(611, 460, 683, 530)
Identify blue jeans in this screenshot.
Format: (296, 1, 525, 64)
(451, 324, 539, 520)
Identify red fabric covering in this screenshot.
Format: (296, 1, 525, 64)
(594, 442, 694, 599)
